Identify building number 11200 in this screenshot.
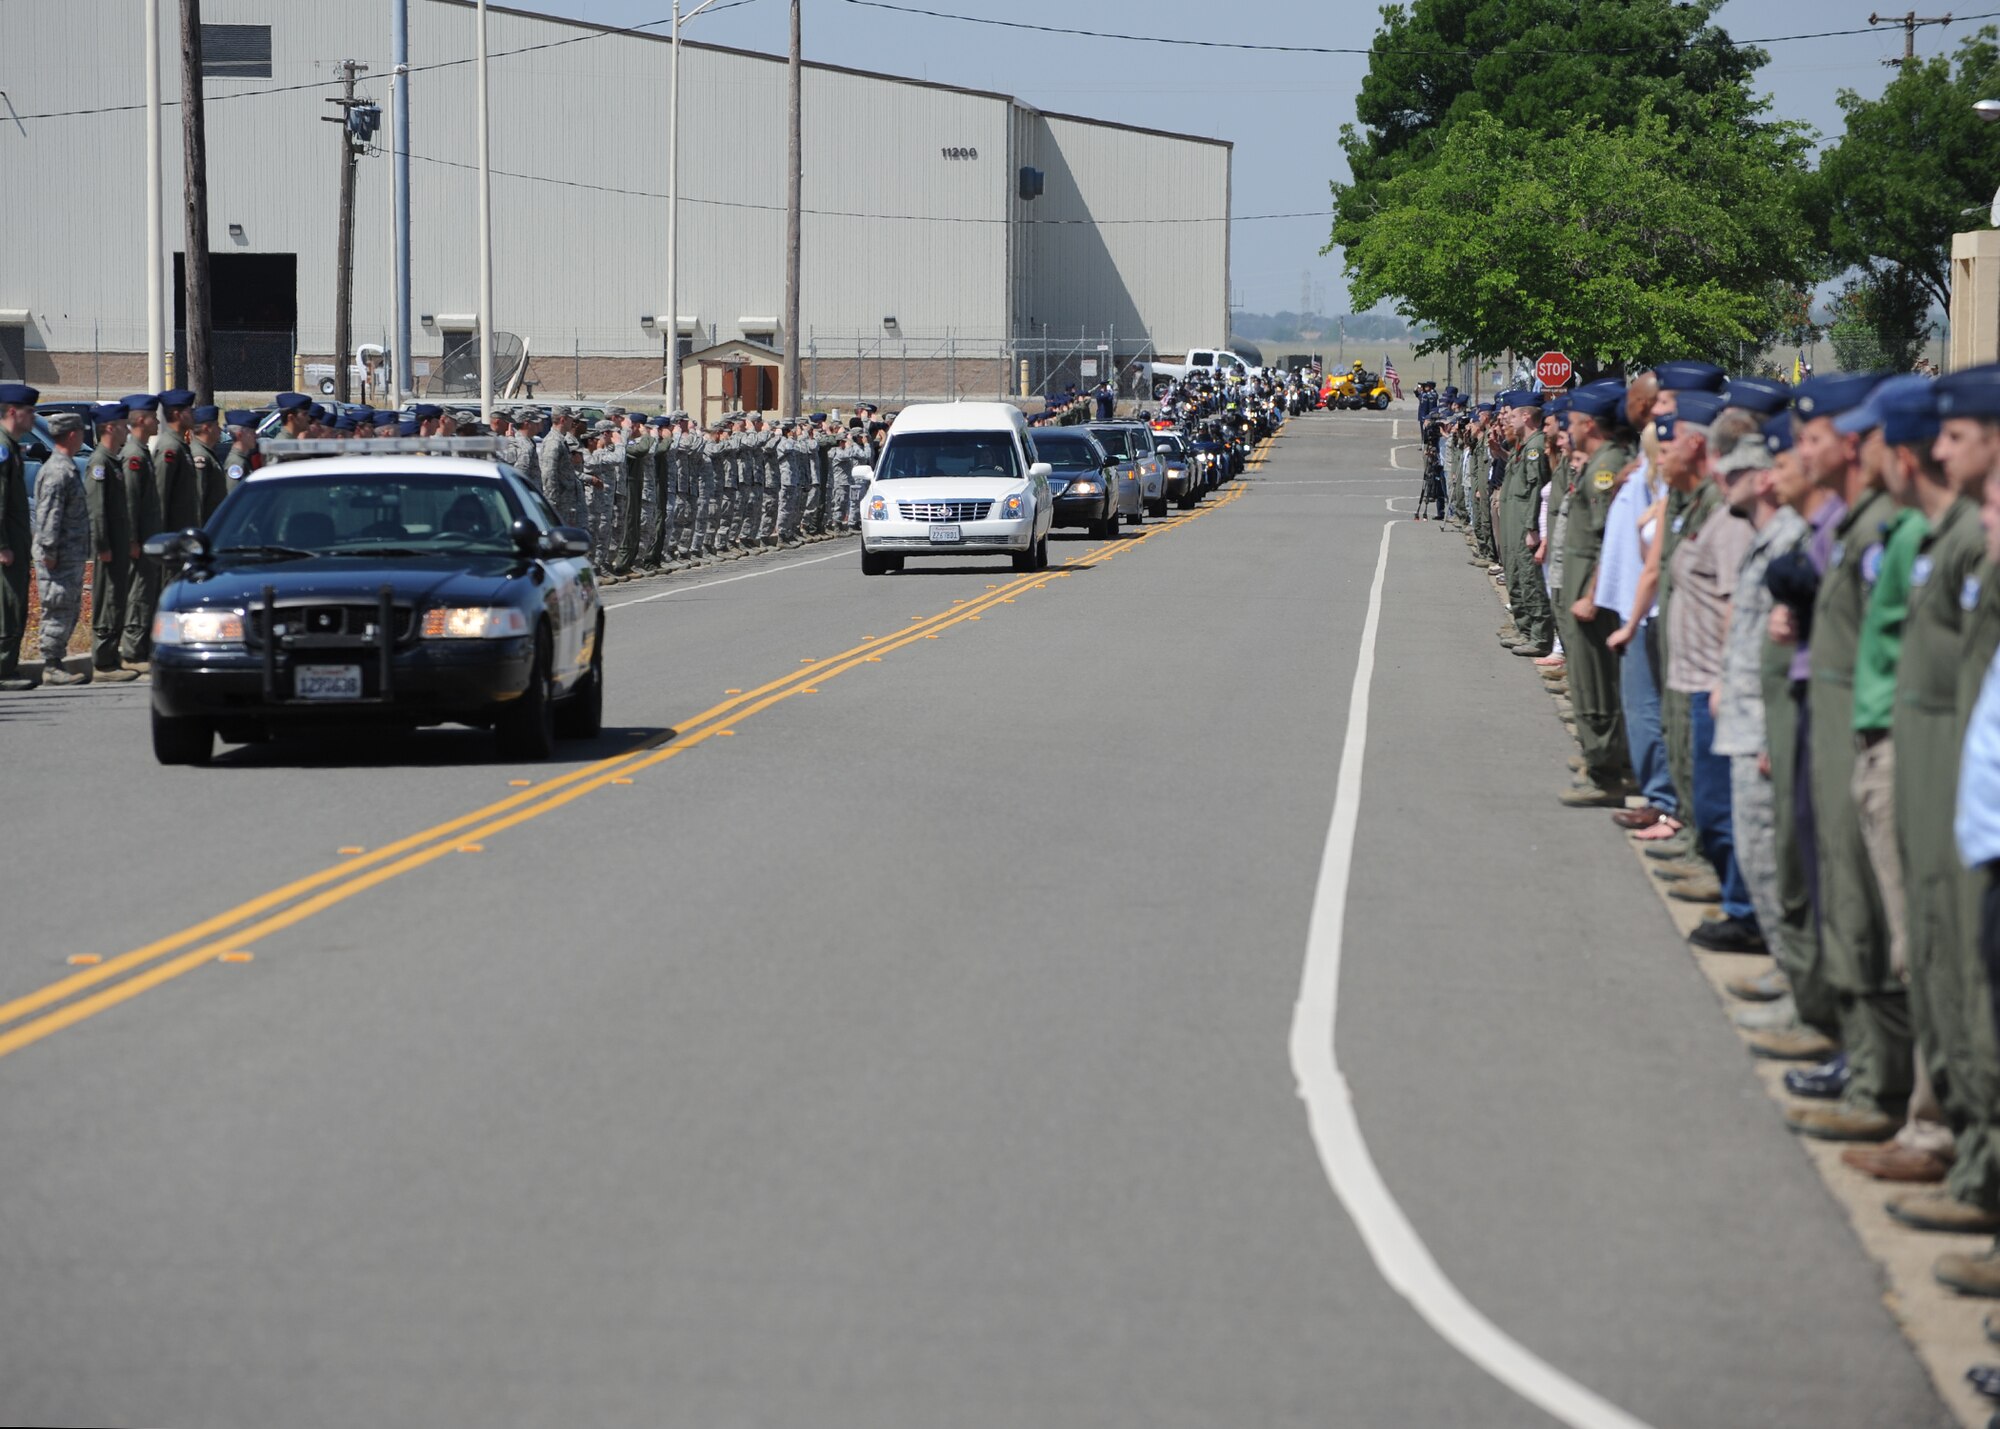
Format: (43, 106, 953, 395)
(941, 147, 978, 160)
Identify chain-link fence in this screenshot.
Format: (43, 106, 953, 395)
(802, 328, 1158, 408)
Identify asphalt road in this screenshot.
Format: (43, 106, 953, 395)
(0, 413, 1951, 1428)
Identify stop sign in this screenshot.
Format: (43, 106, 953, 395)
(1535, 350, 1573, 388)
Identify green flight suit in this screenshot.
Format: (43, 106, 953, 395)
(615, 432, 653, 573)
(1808, 487, 1908, 1118)
(0, 428, 30, 678)
(120, 435, 163, 663)
(1900, 510, 2000, 1209)
(1557, 440, 1633, 786)
(156, 427, 200, 533)
(1502, 433, 1554, 650)
(84, 440, 134, 672)
(1763, 578, 1838, 1039)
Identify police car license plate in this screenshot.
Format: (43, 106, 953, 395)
(296, 664, 363, 701)
(928, 524, 962, 544)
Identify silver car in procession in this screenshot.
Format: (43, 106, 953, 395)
(1083, 421, 1166, 522)
(1150, 428, 1201, 510)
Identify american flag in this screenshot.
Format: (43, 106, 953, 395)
(1383, 355, 1403, 401)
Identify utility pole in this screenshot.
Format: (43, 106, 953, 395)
(145, 0, 165, 392)
(391, 0, 412, 400)
(783, 0, 801, 419)
(1870, 10, 1953, 66)
(476, 0, 493, 423)
(324, 60, 370, 404)
(178, 0, 214, 403)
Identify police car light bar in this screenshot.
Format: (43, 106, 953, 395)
(260, 438, 508, 457)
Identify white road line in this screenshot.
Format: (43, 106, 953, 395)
(1288, 519, 1655, 1429)
(1387, 443, 1422, 471)
(603, 550, 846, 610)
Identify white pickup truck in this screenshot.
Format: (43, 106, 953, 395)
(1143, 347, 1256, 397)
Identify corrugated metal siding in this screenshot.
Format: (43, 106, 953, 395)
(0, 0, 1223, 369)
(1027, 114, 1230, 358)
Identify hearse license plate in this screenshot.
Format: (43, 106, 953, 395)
(928, 524, 962, 544)
(296, 664, 363, 701)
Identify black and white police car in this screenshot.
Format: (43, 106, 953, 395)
(144, 438, 604, 765)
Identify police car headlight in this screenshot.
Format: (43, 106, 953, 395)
(421, 606, 529, 639)
(867, 493, 890, 521)
(1067, 479, 1100, 495)
(1001, 492, 1029, 519)
(153, 609, 245, 645)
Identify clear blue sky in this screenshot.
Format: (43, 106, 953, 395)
(534, 0, 1991, 314)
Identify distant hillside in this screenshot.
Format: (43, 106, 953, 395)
(1232, 311, 1417, 344)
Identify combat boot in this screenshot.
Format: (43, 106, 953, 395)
(1888, 1191, 2000, 1235)
(41, 666, 88, 686)
(1784, 1101, 1898, 1142)
(1743, 1025, 1839, 1061)
(1943, 1248, 2000, 1297)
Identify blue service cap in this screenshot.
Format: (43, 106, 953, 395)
(808, 411, 828, 422)
(1568, 380, 1627, 421)
(1935, 363, 2000, 421)
(413, 403, 443, 420)
(1500, 390, 1543, 409)
(1835, 372, 1933, 436)
(121, 392, 161, 413)
(1548, 394, 1571, 414)
(1652, 360, 1726, 394)
(1881, 380, 1942, 447)
(309, 404, 333, 423)
(189, 404, 219, 424)
(158, 387, 195, 410)
(273, 391, 311, 412)
(332, 415, 357, 432)
(1474, 402, 1495, 414)
(0, 382, 41, 406)
(1672, 391, 1726, 428)
(1723, 375, 1791, 415)
(371, 409, 400, 426)
(1793, 372, 1883, 421)
(92, 402, 129, 423)
(224, 408, 256, 428)
(1764, 415, 1795, 456)
(396, 418, 420, 437)
(652, 415, 672, 428)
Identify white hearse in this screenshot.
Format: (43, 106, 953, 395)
(856, 402, 1055, 575)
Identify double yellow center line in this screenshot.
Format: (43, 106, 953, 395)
(0, 468, 1257, 1063)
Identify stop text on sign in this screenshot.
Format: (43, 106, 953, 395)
(1535, 351, 1572, 387)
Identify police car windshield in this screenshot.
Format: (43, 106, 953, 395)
(208, 473, 522, 557)
(1153, 433, 1186, 457)
(1028, 433, 1106, 473)
(876, 432, 1021, 481)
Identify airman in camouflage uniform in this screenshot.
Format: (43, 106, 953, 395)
(30, 412, 91, 685)
(540, 407, 582, 527)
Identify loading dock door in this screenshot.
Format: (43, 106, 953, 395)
(175, 252, 297, 391)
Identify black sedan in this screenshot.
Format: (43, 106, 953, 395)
(145, 450, 604, 765)
(1026, 428, 1121, 539)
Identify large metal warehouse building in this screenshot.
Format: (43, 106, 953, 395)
(0, 0, 1231, 406)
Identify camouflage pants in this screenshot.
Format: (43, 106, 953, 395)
(634, 466, 663, 568)
(585, 481, 619, 564)
(802, 464, 825, 535)
(672, 468, 697, 559)
(828, 467, 856, 529)
(778, 470, 806, 541)
(37, 562, 83, 663)
(752, 467, 779, 545)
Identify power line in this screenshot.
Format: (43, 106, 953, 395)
(839, 0, 2000, 56)
(10, 0, 764, 123)
(398, 144, 1319, 223)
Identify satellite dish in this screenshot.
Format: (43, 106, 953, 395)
(1991, 183, 2000, 230)
(1976, 98, 2000, 123)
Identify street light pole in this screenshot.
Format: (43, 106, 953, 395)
(668, 0, 727, 405)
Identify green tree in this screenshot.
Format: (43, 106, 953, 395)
(1331, 0, 1769, 260)
(1339, 106, 1814, 368)
(1811, 29, 2000, 313)
(1825, 266, 1936, 373)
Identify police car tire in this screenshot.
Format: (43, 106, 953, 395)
(861, 548, 889, 576)
(1146, 494, 1168, 519)
(1177, 487, 1198, 510)
(152, 709, 215, 766)
(496, 628, 557, 760)
(1034, 535, 1050, 571)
